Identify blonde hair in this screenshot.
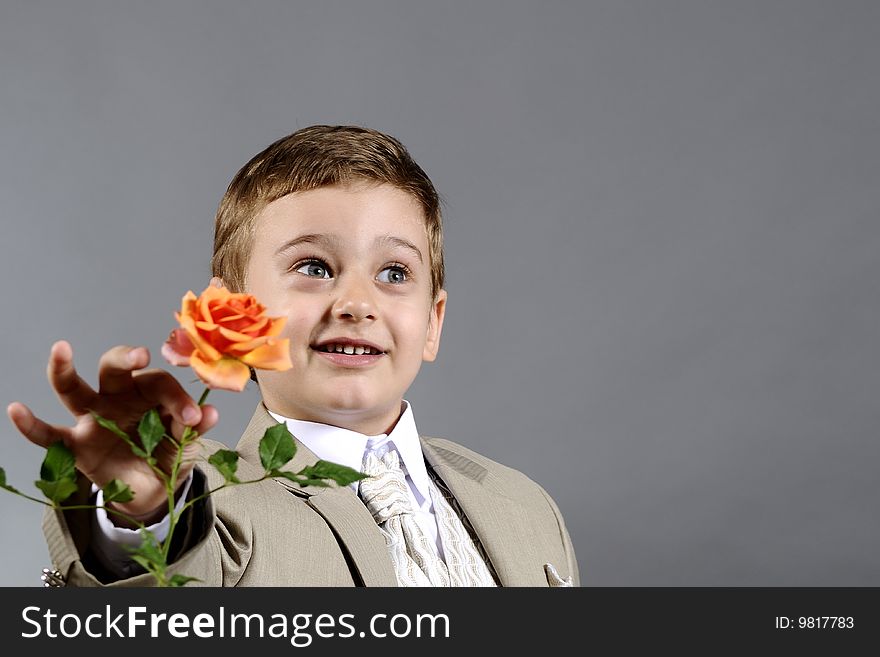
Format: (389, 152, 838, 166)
(211, 125, 445, 301)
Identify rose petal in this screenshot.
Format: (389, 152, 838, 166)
(161, 328, 195, 366)
(217, 325, 259, 343)
(223, 315, 268, 334)
(216, 311, 246, 322)
(225, 337, 271, 354)
(179, 313, 223, 361)
(190, 351, 251, 392)
(239, 338, 293, 371)
(263, 316, 287, 337)
(180, 290, 198, 317)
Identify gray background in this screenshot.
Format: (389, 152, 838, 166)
(1, 0, 877, 586)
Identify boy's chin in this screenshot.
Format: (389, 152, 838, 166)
(265, 385, 394, 412)
(301, 397, 406, 435)
(315, 392, 396, 414)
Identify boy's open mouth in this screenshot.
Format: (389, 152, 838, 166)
(310, 338, 387, 358)
(311, 341, 386, 368)
(313, 344, 384, 355)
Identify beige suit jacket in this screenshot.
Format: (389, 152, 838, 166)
(43, 402, 580, 587)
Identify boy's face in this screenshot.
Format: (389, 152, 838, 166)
(224, 181, 446, 436)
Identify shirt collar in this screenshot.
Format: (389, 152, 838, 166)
(266, 400, 430, 500)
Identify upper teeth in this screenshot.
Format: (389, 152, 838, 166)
(320, 344, 380, 355)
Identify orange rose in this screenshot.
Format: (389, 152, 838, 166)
(161, 284, 292, 391)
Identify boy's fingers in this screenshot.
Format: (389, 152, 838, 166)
(160, 404, 218, 443)
(6, 402, 71, 449)
(131, 369, 203, 427)
(193, 404, 219, 435)
(47, 340, 98, 416)
(97, 345, 149, 395)
(190, 404, 218, 436)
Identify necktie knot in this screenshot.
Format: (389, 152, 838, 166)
(358, 449, 412, 525)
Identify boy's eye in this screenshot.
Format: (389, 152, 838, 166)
(294, 260, 331, 278)
(378, 265, 409, 284)
(292, 258, 410, 283)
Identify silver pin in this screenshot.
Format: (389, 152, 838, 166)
(41, 568, 65, 587)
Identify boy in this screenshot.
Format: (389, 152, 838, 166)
(8, 125, 579, 587)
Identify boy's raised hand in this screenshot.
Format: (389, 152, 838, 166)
(6, 340, 219, 525)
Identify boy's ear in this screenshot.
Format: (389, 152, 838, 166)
(210, 276, 225, 289)
(423, 289, 447, 363)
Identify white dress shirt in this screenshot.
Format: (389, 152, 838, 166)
(267, 399, 444, 559)
(92, 399, 444, 575)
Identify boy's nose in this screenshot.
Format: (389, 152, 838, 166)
(331, 280, 377, 321)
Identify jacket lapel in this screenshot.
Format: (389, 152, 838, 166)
(236, 403, 398, 587)
(420, 437, 548, 586)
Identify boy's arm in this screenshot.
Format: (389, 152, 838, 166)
(41, 466, 222, 587)
(88, 471, 196, 579)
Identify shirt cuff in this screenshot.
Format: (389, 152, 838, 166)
(89, 473, 194, 577)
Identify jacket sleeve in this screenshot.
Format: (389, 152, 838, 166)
(42, 466, 234, 587)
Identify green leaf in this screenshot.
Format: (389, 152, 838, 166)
(0, 466, 21, 495)
(259, 423, 296, 472)
(90, 411, 129, 440)
(91, 412, 148, 458)
(35, 442, 78, 503)
(271, 470, 330, 488)
(268, 460, 368, 489)
(128, 556, 152, 573)
(168, 574, 201, 587)
(102, 479, 134, 504)
(208, 449, 240, 483)
(39, 441, 76, 482)
(123, 530, 202, 587)
(137, 409, 165, 457)
(300, 460, 369, 487)
(35, 479, 79, 504)
(125, 529, 167, 569)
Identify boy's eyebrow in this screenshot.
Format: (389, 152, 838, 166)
(275, 233, 423, 263)
(376, 235, 424, 263)
(274, 233, 339, 256)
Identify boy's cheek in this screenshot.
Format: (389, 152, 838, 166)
(276, 312, 313, 345)
(258, 367, 303, 392)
